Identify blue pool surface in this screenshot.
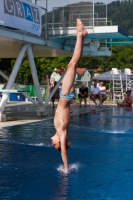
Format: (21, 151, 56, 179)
(0, 106, 133, 199)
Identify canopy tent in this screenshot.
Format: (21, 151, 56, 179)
(93, 71, 133, 81)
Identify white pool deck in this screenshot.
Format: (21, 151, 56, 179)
(0, 102, 115, 128)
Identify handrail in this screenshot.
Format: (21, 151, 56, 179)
(41, 6, 47, 40)
(35, 0, 48, 40)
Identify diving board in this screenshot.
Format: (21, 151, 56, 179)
(0, 24, 129, 58)
(47, 25, 128, 56)
(0, 90, 29, 93)
(0, 26, 72, 58)
(47, 26, 128, 40)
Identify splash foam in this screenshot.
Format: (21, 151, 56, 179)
(28, 143, 51, 147)
(57, 162, 80, 174)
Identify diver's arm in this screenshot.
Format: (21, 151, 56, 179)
(60, 132, 69, 172)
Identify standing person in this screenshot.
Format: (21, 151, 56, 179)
(117, 90, 132, 107)
(98, 80, 107, 105)
(78, 84, 88, 107)
(51, 19, 88, 172)
(90, 80, 102, 105)
(50, 81, 60, 110)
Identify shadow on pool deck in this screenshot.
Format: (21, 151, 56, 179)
(0, 102, 115, 128)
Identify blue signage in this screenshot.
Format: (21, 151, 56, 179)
(0, 0, 42, 36)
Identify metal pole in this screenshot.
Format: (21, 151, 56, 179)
(44, 71, 66, 110)
(93, 0, 94, 28)
(45, 0, 47, 40)
(126, 74, 127, 91)
(113, 74, 114, 101)
(0, 44, 28, 114)
(106, 4, 107, 25)
(0, 70, 38, 106)
(62, 7, 64, 28)
(46, 0, 47, 9)
(52, 8, 54, 28)
(27, 44, 44, 109)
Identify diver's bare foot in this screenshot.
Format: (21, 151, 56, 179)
(77, 18, 88, 38)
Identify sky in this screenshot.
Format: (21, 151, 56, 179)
(32, 0, 118, 11)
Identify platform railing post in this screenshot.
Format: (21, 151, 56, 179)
(45, 0, 47, 40)
(27, 44, 44, 116)
(93, 0, 94, 29)
(0, 44, 28, 118)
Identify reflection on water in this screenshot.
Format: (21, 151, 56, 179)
(0, 106, 133, 199)
(52, 173, 69, 200)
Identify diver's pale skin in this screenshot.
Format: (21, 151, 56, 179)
(51, 19, 88, 172)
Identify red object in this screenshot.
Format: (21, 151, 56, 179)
(128, 103, 132, 107)
(76, 68, 86, 75)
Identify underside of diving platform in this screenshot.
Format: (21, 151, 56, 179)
(0, 25, 128, 58)
(0, 27, 72, 58)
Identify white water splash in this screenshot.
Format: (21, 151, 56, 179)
(29, 143, 51, 147)
(57, 162, 81, 174)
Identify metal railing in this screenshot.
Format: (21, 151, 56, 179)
(45, 3, 109, 29)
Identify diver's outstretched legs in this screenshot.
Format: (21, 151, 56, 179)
(62, 19, 88, 95)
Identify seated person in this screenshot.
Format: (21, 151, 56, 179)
(50, 81, 60, 110)
(98, 80, 107, 104)
(78, 84, 88, 107)
(117, 90, 133, 107)
(90, 80, 102, 105)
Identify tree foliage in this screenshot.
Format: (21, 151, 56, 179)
(8, 57, 69, 84)
(1, 45, 133, 84)
(95, 0, 133, 34)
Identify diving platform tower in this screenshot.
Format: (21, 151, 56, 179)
(0, 0, 128, 121)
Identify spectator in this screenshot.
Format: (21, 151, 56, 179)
(78, 84, 88, 107)
(90, 80, 102, 105)
(98, 81, 107, 104)
(50, 81, 60, 110)
(117, 90, 132, 107)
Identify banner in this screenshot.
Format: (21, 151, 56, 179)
(0, 0, 42, 36)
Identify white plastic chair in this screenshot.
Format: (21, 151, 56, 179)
(111, 68, 119, 75)
(124, 68, 132, 75)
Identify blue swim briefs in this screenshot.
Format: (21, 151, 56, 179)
(60, 88, 75, 100)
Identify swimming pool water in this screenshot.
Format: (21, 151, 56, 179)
(0, 106, 133, 199)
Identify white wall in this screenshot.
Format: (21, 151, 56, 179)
(0, 84, 4, 89)
(50, 72, 61, 83)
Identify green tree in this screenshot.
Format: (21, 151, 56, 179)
(10, 57, 70, 84)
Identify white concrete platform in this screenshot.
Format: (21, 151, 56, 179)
(0, 25, 128, 58)
(0, 27, 72, 58)
(47, 26, 128, 39)
(0, 102, 113, 128)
